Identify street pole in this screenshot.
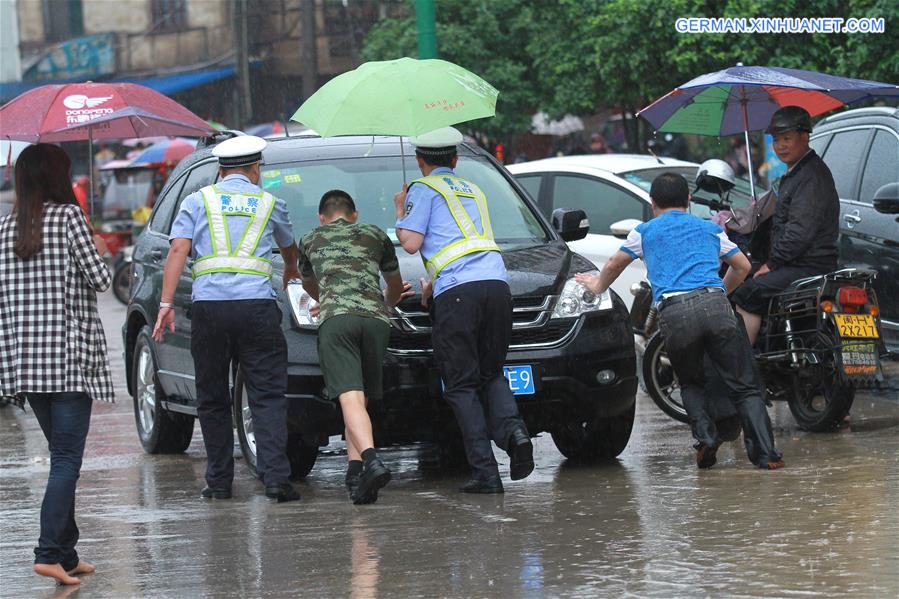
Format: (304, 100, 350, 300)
(234, 0, 252, 128)
(301, 0, 318, 103)
(415, 0, 437, 59)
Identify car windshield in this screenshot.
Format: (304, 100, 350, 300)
(101, 168, 155, 219)
(262, 155, 548, 247)
(619, 166, 760, 219)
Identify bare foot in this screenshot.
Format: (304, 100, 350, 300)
(67, 560, 96, 575)
(33, 563, 80, 585)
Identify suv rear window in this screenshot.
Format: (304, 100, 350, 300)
(262, 156, 549, 247)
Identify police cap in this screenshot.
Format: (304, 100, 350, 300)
(766, 106, 813, 135)
(212, 135, 267, 168)
(410, 127, 463, 157)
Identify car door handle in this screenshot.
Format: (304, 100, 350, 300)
(843, 212, 862, 224)
(148, 249, 164, 261)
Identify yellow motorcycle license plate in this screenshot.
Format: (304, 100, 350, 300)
(835, 314, 879, 338)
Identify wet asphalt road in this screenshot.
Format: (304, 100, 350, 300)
(1, 292, 898, 598)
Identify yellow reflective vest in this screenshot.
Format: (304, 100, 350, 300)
(192, 185, 276, 278)
(412, 174, 500, 279)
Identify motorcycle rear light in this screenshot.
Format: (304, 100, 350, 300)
(869, 305, 880, 317)
(820, 300, 834, 313)
(838, 286, 868, 306)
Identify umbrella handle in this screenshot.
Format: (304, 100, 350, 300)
(400, 135, 407, 185)
(740, 98, 757, 201)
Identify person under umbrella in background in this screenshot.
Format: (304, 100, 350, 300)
(733, 106, 841, 346)
(0, 144, 113, 586)
(576, 172, 784, 470)
(152, 135, 302, 503)
(394, 127, 535, 493)
(297, 190, 412, 504)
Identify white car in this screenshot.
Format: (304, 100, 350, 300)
(508, 154, 758, 308)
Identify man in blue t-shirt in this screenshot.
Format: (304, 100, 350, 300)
(577, 173, 784, 470)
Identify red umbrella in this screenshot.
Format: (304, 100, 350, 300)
(130, 137, 198, 165)
(0, 82, 214, 215)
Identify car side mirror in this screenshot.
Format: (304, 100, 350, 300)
(610, 218, 643, 238)
(552, 208, 589, 241)
(872, 182, 899, 214)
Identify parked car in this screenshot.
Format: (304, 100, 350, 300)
(810, 106, 899, 353)
(123, 133, 639, 478)
(507, 155, 760, 309)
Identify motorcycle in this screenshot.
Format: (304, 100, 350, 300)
(112, 244, 134, 305)
(633, 166, 886, 432)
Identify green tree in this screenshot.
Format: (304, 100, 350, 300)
(362, 0, 541, 138)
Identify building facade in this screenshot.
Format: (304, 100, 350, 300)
(8, 0, 404, 127)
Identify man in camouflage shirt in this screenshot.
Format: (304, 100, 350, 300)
(298, 189, 411, 504)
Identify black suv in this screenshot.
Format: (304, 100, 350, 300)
(122, 134, 637, 478)
(810, 107, 899, 353)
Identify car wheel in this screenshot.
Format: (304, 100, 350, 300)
(132, 327, 194, 453)
(233, 371, 319, 480)
(642, 332, 690, 424)
(551, 401, 636, 461)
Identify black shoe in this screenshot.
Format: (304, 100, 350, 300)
(507, 429, 534, 481)
(345, 472, 361, 500)
(265, 483, 301, 503)
(696, 442, 719, 469)
(200, 486, 232, 500)
(353, 459, 391, 505)
(459, 477, 504, 494)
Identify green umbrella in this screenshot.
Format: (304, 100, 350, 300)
(291, 57, 499, 137)
(293, 58, 498, 182)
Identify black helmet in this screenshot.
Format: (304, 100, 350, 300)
(766, 106, 812, 135)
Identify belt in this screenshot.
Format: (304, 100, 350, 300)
(658, 287, 724, 311)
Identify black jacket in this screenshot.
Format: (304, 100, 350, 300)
(767, 150, 839, 271)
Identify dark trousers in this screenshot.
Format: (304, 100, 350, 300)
(432, 280, 527, 480)
(26, 392, 92, 569)
(658, 291, 782, 465)
(191, 300, 290, 488)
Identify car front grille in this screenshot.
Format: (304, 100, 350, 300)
(388, 294, 577, 354)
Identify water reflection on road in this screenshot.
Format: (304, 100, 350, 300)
(0, 292, 897, 597)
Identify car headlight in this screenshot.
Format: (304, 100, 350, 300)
(286, 281, 319, 329)
(552, 270, 613, 318)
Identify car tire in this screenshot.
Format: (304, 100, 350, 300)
(233, 370, 319, 480)
(551, 401, 636, 461)
(132, 327, 194, 454)
(643, 332, 691, 424)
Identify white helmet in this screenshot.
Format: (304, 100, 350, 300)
(695, 159, 735, 194)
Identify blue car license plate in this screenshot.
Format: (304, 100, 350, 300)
(504, 365, 535, 395)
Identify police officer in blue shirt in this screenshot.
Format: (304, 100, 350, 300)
(393, 127, 534, 493)
(152, 135, 302, 502)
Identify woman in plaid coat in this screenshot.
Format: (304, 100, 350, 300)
(0, 144, 114, 586)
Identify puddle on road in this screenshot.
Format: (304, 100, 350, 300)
(1, 391, 897, 598)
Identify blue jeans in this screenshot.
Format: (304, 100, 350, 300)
(26, 392, 93, 569)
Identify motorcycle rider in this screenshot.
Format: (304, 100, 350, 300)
(577, 172, 784, 470)
(733, 106, 840, 345)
